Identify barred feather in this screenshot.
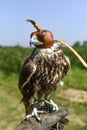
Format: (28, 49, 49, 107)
(19, 43, 70, 114)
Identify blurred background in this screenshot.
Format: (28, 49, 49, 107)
(0, 0, 87, 130)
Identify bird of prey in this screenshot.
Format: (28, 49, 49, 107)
(19, 19, 87, 121)
(18, 19, 70, 121)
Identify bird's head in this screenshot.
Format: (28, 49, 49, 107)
(30, 30, 54, 48)
(26, 19, 54, 48)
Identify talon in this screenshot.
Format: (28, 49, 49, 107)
(26, 114, 32, 119)
(50, 99, 59, 111)
(45, 98, 59, 111)
(26, 107, 45, 122)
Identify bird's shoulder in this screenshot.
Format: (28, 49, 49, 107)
(21, 58, 37, 76)
(19, 58, 37, 88)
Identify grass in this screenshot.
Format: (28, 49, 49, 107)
(0, 71, 25, 130)
(0, 67, 87, 130)
(51, 68, 87, 130)
(63, 67, 87, 90)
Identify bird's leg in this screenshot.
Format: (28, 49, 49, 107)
(26, 97, 59, 121)
(45, 96, 59, 111)
(26, 101, 45, 122)
(26, 107, 41, 121)
(49, 99, 59, 111)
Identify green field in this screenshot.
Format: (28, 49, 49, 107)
(0, 46, 87, 130)
(0, 68, 87, 130)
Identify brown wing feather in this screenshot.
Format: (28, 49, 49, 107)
(18, 59, 37, 93)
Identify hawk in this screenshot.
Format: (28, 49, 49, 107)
(18, 19, 71, 121)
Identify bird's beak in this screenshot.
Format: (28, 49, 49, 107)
(30, 35, 43, 47)
(54, 40, 87, 68)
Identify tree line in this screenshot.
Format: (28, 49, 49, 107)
(0, 45, 87, 75)
(73, 40, 87, 47)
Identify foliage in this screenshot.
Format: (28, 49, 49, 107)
(0, 46, 33, 75)
(0, 45, 87, 75)
(73, 41, 81, 47)
(63, 68, 87, 91)
(63, 46, 87, 69)
(83, 40, 87, 46)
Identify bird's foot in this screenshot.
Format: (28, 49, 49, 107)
(49, 99, 59, 111)
(45, 97, 59, 111)
(26, 103, 45, 122)
(26, 99, 59, 122)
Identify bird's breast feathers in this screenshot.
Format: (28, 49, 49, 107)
(32, 43, 62, 59)
(19, 43, 70, 96)
(29, 43, 70, 92)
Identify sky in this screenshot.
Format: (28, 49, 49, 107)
(0, 0, 87, 47)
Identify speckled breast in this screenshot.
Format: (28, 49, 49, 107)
(31, 48, 70, 95)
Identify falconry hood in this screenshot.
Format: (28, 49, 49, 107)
(26, 19, 54, 48)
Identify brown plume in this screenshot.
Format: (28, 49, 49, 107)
(26, 19, 42, 31)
